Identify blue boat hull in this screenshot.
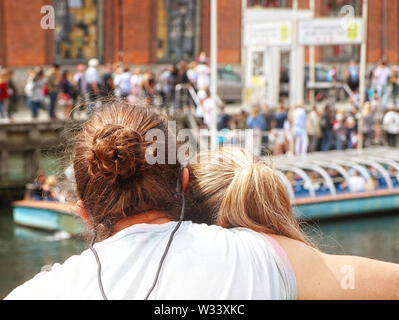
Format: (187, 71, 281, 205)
(13, 201, 86, 236)
(294, 192, 399, 220)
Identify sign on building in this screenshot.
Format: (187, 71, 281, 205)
(244, 21, 292, 47)
(298, 18, 362, 46)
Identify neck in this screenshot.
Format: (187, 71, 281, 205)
(112, 211, 172, 235)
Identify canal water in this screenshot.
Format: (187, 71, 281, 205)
(1, 206, 399, 299)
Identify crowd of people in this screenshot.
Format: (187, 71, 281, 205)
(0, 51, 214, 122)
(214, 59, 399, 156)
(2, 57, 399, 155)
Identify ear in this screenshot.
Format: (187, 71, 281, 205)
(181, 167, 190, 194)
(75, 200, 92, 228)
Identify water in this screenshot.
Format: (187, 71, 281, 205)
(0, 207, 86, 299)
(1, 207, 399, 299)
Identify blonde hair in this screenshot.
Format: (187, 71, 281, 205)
(189, 147, 312, 245)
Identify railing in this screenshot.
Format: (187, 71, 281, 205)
(270, 148, 399, 202)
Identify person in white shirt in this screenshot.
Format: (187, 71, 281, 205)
(196, 63, 210, 91)
(382, 106, 399, 147)
(373, 61, 391, 110)
(4, 102, 295, 300)
(347, 171, 366, 193)
(114, 67, 132, 98)
(85, 58, 101, 114)
(197, 89, 215, 129)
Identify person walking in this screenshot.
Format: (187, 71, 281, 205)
(391, 65, 399, 108)
(306, 105, 321, 153)
(292, 104, 308, 155)
(345, 110, 358, 149)
(30, 69, 46, 120)
(59, 70, 74, 120)
(347, 60, 359, 92)
(114, 66, 131, 99)
(101, 63, 115, 98)
(320, 104, 335, 151)
(85, 58, 101, 114)
(160, 65, 175, 111)
(46, 64, 61, 119)
(73, 64, 87, 111)
(272, 105, 288, 155)
(142, 69, 156, 107)
(373, 60, 391, 110)
(24, 69, 36, 117)
(0, 69, 10, 122)
(175, 61, 191, 112)
(6, 69, 18, 121)
(361, 102, 375, 148)
(196, 57, 210, 91)
(333, 112, 347, 151)
(247, 105, 267, 156)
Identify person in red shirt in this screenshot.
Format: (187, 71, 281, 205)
(0, 69, 10, 121)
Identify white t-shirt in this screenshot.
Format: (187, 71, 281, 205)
(4, 222, 297, 300)
(196, 64, 210, 89)
(348, 176, 366, 193)
(374, 66, 391, 86)
(85, 67, 100, 84)
(383, 111, 399, 135)
(202, 98, 215, 128)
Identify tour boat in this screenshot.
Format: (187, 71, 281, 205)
(12, 148, 399, 234)
(273, 148, 399, 220)
(293, 189, 399, 220)
(12, 200, 86, 237)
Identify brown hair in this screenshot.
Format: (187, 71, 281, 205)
(188, 147, 312, 245)
(73, 101, 190, 240)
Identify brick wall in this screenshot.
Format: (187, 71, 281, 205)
(2, 0, 52, 67)
(386, 0, 399, 63)
(0, 0, 6, 66)
(1, 0, 399, 68)
(200, 0, 242, 64)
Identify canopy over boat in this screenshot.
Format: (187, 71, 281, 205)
(268, 147, 399, 219)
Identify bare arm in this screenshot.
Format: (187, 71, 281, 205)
(269, 234, 399, 300)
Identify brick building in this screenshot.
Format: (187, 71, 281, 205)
(0, 0, 397, 68)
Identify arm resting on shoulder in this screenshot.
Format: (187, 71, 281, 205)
(269, 234, 399, 300)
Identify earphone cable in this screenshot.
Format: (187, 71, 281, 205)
(144, 193, 185, 300)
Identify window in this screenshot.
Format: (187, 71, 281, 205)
(55, 0, 100, 62)
(157, 0, 198, 62)
(247, 0, 290, 8)
(323, 0, 360, 62)
(218, 70, 241, 82)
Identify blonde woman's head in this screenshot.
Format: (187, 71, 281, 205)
(188, 147, 311, 244)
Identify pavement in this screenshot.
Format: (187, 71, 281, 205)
(5, 103, 88, 123)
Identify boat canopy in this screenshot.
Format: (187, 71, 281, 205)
(267, 148, 399, 202)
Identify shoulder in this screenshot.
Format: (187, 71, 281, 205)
(4, 249, 95, 300)
(185, 223, 278, 256)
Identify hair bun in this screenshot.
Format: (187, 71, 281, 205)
(89, 124, 151, 184)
